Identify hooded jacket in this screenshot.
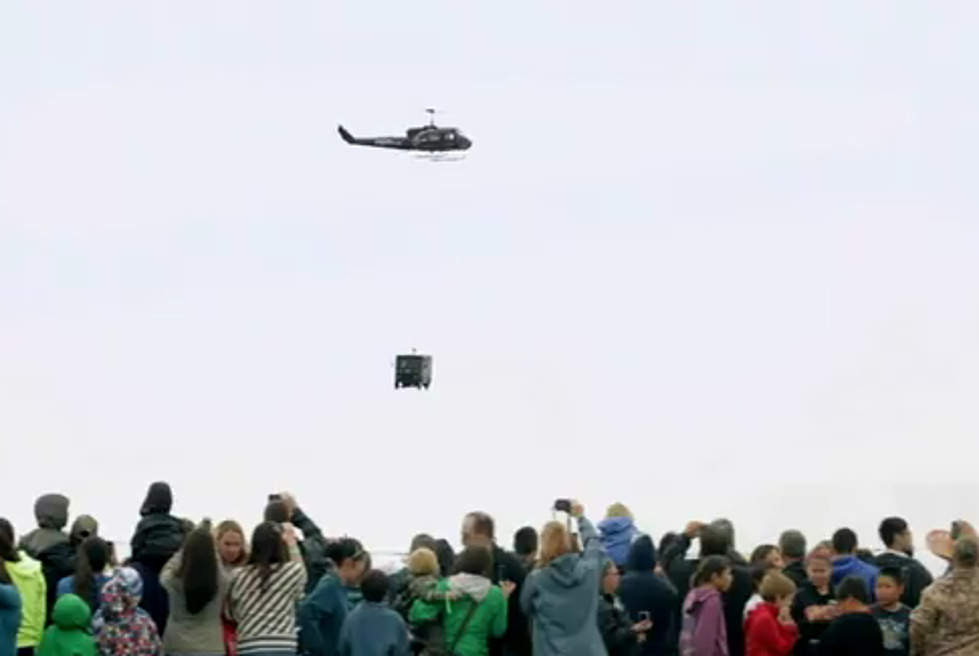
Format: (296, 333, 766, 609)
(0, 583, 21, 656)
(94, 567, 163, 656)
(18, 495, 74, 625)
(37, 593, 96, 656)
(520, 516, 607, 656)
(831, 557, 878, 602)
(598, 594, 639, 656)
(299, 567, 351, 656)
(744, 602, 797, 656)
(6, 551, 47, 647)
(599, 518, 639, 569)
(664, 535, 752, 656)
(618, 536, 679, 655)
(680, 587, 728, 656)
(409, 574, 508, 656)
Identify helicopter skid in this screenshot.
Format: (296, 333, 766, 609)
(414, 152, 466, 163)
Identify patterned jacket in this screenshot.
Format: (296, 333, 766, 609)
(910, 568, 979, 656)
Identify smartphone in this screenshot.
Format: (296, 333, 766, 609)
(268, 493, 282, 502)
(553, 499, 572, 513)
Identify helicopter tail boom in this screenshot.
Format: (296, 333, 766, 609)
(338, 125, 358, 144)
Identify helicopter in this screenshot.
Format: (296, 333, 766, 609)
(394, 349, 433, 390)
(338, 109, 472, 153)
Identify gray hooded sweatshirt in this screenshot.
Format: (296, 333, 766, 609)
(520, 517, 608, 656)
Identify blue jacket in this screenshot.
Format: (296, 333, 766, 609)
(339, 602, 409, 656)
(832, 556, 879, 600)
(598, 518, 638, 568)
(0, 583, 22, 656)
(521, 517, 607, 656)
(300, 570, 352, 656)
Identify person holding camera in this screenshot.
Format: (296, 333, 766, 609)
(520, 500, 607, 656)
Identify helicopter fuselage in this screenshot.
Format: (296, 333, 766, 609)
(338, 124, 472, 152)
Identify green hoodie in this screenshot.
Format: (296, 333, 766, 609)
(37, 594, 95, 656)
(409, 575, 508, 656)
(5, 552, 46, 647)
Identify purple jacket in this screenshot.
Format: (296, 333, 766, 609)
(680, 587, 729, 656)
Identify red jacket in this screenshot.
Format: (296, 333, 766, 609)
(745, 602, 798, 656)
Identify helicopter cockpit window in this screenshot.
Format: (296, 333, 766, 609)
(446, 132, 456, 140)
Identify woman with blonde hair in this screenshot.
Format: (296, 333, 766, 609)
(599, 503, 638, 569)
(214, 521, 248, 570)
(521, 501, 607, 656)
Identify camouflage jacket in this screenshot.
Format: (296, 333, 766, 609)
(910, 568, 979, 656)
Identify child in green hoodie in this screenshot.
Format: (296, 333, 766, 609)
(37, 594, 96, 656)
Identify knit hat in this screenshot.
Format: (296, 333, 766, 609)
(140, 482, 173, 516)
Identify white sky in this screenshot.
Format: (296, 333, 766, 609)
(2, 2, 978, 574)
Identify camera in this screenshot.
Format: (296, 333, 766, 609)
(553, 499, 572, 513)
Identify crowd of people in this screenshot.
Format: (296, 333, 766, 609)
(0, 484, 976, 656)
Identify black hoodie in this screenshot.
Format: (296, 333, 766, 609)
(130, 482, 186, 572)
(618, 536, 679, 656)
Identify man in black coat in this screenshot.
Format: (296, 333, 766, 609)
(779, 529, 809, 589)
(662, 520, 753, 656)
(463, 512, 531, 656)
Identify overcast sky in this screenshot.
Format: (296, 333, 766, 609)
(2, 2, 978, 571)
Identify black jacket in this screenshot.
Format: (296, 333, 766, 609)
(816, 612, 883, 656)
(790, 582, 833, 656)
(783, 560, 808, 589)
(292, 508, 331, 593)
(662, 534, 753, 656)
(873, 552, 933, 609)
(130, 513, 187, 574)
(618, 536, 679, 656)
(598, 594, 640, 656)
(490, 544, 531, 656)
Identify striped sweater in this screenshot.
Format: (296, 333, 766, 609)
(229, 554, 308, 655)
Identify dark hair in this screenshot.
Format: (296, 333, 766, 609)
(179, 523, 219, 614)
(0, 519, 19, 564)
(325, 538, 366, 567)
(836, 575, 870, 604)
(264, 500, 291, 524)
(878, 566, 905, 587)
(435, 539, 455, 577)
(466, 512, 495, 540)
(455, 546, 493, 577)
(832, 528, 858, 555)
(249, 522, 287, 591)
(779, 530, 807, 560)
(750, 544, 779, 566)
(878, 517, 908, 549)
(750, 562, 774, 591)
(514, 527, 539, 557)
(700, 525, 731, 558)
(409, 533, 437, 554)
(360, 569, 389, 603)
(693, 555, 731, 587)
(75, 537, 111, 609)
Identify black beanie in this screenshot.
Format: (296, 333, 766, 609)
(140, 481, 173, 516)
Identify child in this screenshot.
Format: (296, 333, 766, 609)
(339, 570, 410, 656)
(872, 567, 909, 656)
(392, 548, 454, 654)
(37, 594, 96, 656)
(743, 563, 777, 620)
(680, 555, 733, 656)
(744, 572, 798, 656)
(94, 567, 163, 656)
(816, 576, 883, 656)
